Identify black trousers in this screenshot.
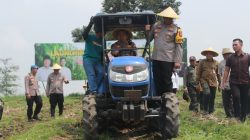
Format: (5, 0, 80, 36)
(153, 60, 174, 96)
(230, 83, 249, 120)
(203, 86, 216, 114)
(26, 95, 43, 119)
(247, 88, 250, 115)
(49, 94, 64, 117)
(173, 88, 177, 94)
(198, 92, 204, 111)
(222, 89, 234, 117)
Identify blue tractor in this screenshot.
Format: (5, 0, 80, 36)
(82, 11, 180, 139)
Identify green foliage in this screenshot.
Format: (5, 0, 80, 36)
(0, 58, 19, 96)
(102, 0, 181, 13)
(71, 27, 84, 42)
(72, 26, 95, 42)
(72, 0, 181, 42)
(102, 0, 138, 13)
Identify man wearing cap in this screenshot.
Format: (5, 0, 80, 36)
(222, 39, 250, 122)
(25, 65, 43, 121)
(111, 29, 137, 57)
(82, 17, 104, 95)
(218, 48, 234, 118)
(184, 56, 199, 112)
(196, 48, 220, 114)
(46, 64, 69, 117)
(145, 7, 183, 95)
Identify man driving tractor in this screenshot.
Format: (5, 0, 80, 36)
(111, 29, 137, 57)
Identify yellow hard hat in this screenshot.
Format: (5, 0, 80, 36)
(157, 7, 179, 19)
(52, 63, 62, 70)
(201, 47, 219, 57)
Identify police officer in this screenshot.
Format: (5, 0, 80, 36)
(197, 48, 220, 114)
(46, 64, 69, 117)
(184, 56, 199, 112)
(25, 65, 43, 121)
(145, 7, 183, 95)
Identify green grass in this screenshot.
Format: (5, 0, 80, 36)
(0, 95, 84, 140)
(1, 92, 250, 140)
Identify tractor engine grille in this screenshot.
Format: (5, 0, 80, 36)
(111, 65, 147, 74)
(110, 85, 148, 97)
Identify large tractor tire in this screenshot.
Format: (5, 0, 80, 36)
(161, 92, 180, 139)
(82, 95, 99, 140)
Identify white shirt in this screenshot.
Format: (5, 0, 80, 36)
(172, 72, 179, 89)
(36, 67, 53, 81)
(60, 67, 72, 81)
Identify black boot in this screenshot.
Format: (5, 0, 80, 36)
(33, 115, 41, 121)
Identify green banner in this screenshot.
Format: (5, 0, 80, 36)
(35, 43, 85, 81)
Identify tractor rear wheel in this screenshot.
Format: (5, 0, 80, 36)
(161, 92, 180, 139)
(82, 95, 99, 140)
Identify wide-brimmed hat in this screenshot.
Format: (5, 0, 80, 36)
(201, 47, 219, 57)
(157, 7, 179, 19)
(112, 29, 132, 39)
(222, 48, 233, 55)
(52, 64, 61, 70)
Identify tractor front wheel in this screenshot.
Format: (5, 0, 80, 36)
(161, 92, 180, 139)
(82, 95, 99, 140)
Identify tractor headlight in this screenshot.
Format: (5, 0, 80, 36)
(110, 69, 148, 82)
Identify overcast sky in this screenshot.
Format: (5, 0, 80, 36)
(0, 0, 249, 94)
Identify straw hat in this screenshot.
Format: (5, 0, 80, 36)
(201, 47, 219, 57)
(157, 7, 179, 19)
(222, 48, 233, 55)
(52, 63, 61, 70)
(112, 29, 132, 40)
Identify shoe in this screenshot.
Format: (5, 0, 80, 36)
(240, 117, 246, 123)
(33, 116, 41, 121)
(89, 91, 97, 95)
(0, 132, 2, 137)
(28, 118, 34, 122)
(96, 93, 104, 98)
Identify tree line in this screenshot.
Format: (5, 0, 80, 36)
(71, 0, 181, 42)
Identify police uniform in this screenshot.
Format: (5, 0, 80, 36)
(147, 7, 183, 95)
(196, 48, 220, 114)
(46, 64, 68, 117)
(25, 67, 43, 120)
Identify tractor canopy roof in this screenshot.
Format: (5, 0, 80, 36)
(92, 11, 156, 32)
